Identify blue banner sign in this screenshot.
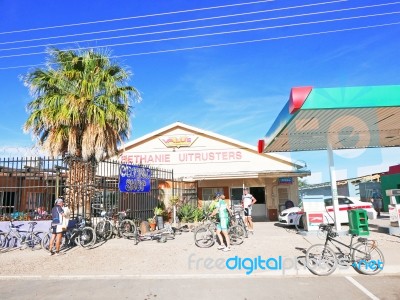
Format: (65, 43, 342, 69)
(278, 177, 293, 184)
(118, 164, 151, 193)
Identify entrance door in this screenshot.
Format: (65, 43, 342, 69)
(230, 187, 266, 218)
(230, 188, 243, 207)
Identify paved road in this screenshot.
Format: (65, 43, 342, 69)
(1, 275, 399, 300)
(1, 218, 399, 299)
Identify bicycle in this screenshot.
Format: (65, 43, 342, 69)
(305, 223, 384, 276)
(193, 217, 244, 248)
(95, 209, 136, 241)
(192, 213, 218, 234)
(42, 215, 96, 252)
(133, 223, 175, 245)
(230, 207, 248, 238)
(0, 220, 43, 251)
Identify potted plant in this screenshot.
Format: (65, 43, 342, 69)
(154, 207, 164, 216)
(148, 217, 157, 231)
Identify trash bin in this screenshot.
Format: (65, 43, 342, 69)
(348, 209, 369, 236)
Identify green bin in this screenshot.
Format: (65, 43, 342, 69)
(348, 209, 369, 236)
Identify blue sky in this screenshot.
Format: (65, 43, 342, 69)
(0, 0, 400, 183)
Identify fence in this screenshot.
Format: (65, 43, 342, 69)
(0, 156, 174, 222)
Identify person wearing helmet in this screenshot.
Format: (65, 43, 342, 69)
(48, 198, 65, 255)
(211, 194, 232, 252)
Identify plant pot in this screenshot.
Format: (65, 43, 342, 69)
(156, 215, 164, 230)
(149, 223, 156, 231)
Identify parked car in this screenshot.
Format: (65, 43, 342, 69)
(278, 196, 377, 226)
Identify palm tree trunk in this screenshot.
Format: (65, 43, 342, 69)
(64, 158, 97, 218)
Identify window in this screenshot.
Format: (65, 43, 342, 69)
(324, 197, 353, 206)
(202, 188, 223, 201)
(0, 191, 16, 214)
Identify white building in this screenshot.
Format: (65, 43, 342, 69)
(118, 122, 310, 221)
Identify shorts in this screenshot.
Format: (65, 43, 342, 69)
(217, 218, 229, 231)
(373, 199, 382, 209)
(52, 225, 63, 234)
(244, 207, 252, 217)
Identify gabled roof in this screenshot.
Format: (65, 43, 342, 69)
(259, 85, 400, 153)
(120, 121, 299, 168)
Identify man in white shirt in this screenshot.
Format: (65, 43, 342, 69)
(242, 188, 256, 233)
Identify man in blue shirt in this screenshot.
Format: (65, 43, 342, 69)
(49, 198, 65, 255)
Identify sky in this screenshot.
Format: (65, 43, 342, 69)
(0, 0, 400, 184)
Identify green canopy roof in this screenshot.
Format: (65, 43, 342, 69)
(259, 85, 400, 153)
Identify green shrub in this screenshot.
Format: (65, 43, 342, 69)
(178, 203, 196, 223)
(193, 207, 205, 222)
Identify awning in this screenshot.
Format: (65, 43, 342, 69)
(258, 85, 400, 153)
(258, 84, 400, 232)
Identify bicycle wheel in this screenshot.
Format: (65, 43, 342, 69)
(76, 227, 96, 248)
(352, 241, 384, 275)
(41, 232, 51, 252)
(306, 244, 338, 276)
(41, 232, 66, 252)
(23, 232, 43, 250)
(95, 221, 113, 241)
(228, 225, 244, 245)
(119, 219, 137, 239)
(0, 232, 6, 250)
(238, 219, 248, 238)
(194, 226, 215, 248)
(1, 233, 18, 251)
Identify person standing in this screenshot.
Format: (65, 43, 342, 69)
(371, 189, 383, 217)
(48, 198, 65, 255)
(211, 194, 232, 252)
(242, 188, 257, 233)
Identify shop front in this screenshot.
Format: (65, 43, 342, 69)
(118, 122, 310, 221)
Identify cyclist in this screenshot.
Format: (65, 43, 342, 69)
(242, 187, 256, 233)
(211, 193, 232, 252)
(48, 198, 65, 256)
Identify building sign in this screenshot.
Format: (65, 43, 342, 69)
(278, 177, 293, 184)
(120, 150, 243, 164)
(159, 134, 198, 148)
(118, 164, 151, 193)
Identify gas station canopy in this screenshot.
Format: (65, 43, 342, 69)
(258, 85, 400, 153)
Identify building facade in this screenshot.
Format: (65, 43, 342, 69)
(118, 122, 310, 221)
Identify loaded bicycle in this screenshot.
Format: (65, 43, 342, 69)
(95, 208, 136, 241)
(230, 205, 248, 238)
(305, 223, 384, 276)
(42, 215, 96, 252)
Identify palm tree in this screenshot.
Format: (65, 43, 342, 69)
(23, 47, 141, 215)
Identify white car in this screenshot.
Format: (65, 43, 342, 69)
(278, 196, 377, 226)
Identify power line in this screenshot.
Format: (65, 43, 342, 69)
(1, 20, 399, 71)
(2, 1, 397, 52)
(0, 0, 349, 46)
(0, 10, 398, 60)
(0, 0, 276, 35)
